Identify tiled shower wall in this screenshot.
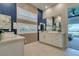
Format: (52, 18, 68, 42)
(17, 3, 38, 44)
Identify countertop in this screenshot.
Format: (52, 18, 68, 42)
(39, 31, 65, 34)
(0, 32, 25, 44)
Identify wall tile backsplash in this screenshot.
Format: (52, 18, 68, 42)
(14, 23, 37, 34)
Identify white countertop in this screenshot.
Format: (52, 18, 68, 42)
(39, 31, 65, 34)
(17, 32, 37, 35)
(0, 32, 25, 44)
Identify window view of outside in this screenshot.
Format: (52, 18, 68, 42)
(68, 24, 79, 37)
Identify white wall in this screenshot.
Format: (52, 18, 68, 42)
(43, 4, 68, 48)
(43, 3, 79, 18)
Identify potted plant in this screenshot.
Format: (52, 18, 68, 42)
(0, 30, 4, 41)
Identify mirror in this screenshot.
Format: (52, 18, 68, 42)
(0, 14, 11, 30)
(46, 16, 62, 32)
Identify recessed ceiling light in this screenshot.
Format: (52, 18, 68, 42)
(45, 6, 48, 9)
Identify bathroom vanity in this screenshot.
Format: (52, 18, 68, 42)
(39, 16, 66, 49)
(39, 31, 65, 48)
(0, 32, 25, 56)
(0, 12, 25, 56)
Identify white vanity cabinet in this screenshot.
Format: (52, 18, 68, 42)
(39, 32, 46, 43)
(49, 33, 64, 48)
(39, 31, 64, 48)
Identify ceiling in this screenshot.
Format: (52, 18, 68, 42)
(31, 3, 57, 11)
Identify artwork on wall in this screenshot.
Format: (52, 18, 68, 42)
(0, 14, 11, 30)
(46, 16, 62, 32)
(68, 5, 79, 18)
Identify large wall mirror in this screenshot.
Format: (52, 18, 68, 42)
(46, 16, 62, 32)
(0, 14, 11, 30)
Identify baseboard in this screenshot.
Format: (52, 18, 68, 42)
(39, 41, 65, 50)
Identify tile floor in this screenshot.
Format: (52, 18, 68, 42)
(24, 41, 79, 56)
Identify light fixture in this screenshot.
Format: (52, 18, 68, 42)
(45, 6, 48, 9)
